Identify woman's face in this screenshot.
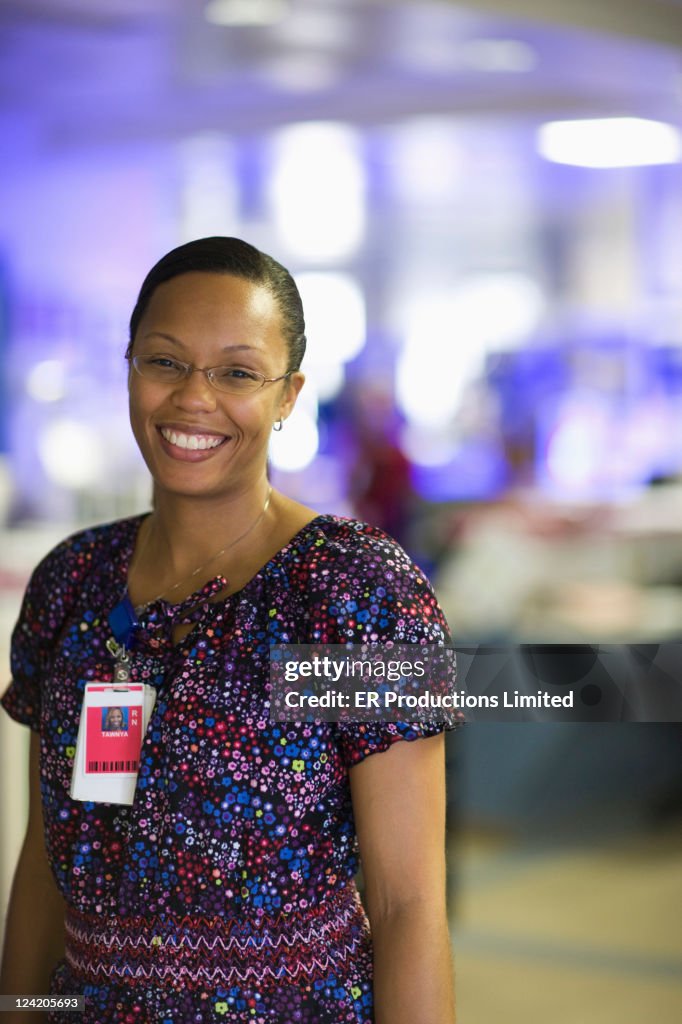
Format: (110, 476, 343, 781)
(128, 272, 303, 502)
(107, 708, 124, 729)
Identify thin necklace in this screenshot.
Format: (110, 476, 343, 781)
(107, 486, 272, 674)
(134, 485, 273, 612)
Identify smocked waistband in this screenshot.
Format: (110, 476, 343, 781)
(65, 886, 371, 992)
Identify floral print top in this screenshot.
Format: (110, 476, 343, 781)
(1, 514, 461, 1024)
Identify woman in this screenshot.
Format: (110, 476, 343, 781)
(103, 708, 126, 732)
(0, 237, 461, 1023)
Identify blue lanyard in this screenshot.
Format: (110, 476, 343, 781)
(108, 593, 140, 649)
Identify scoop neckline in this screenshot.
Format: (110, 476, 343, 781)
(122, 511, 333, 611)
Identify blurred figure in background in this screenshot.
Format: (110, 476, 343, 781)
(347, 382, 415, 550)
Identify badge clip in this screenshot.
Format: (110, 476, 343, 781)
(105, 637, 131, 683)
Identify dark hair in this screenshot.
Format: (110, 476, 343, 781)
(127, 236, 306, 372)
(104, 707, 125, 729)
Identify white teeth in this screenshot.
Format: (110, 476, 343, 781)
(160, 428, 224, 451)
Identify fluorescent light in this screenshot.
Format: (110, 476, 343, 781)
(26, 360, 67, 402)
(309, 361, 345, 403)
(546, 402, 607, 492)
(452, 273, 545, 351)
(460, 39, 537, 73)
(296, 273, 366, 364)
(396, 293, 478, 428)
(538, 117, 682, 168)
(268, 122, 365, 261)
(39, 419, 105, 489)
(270, 406, 319, 472)
(261, 54, 340, 93)
(205, 0, 287, 27)
(396, 276, 544, 428)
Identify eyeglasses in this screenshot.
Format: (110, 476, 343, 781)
(130, 354, 291, 395)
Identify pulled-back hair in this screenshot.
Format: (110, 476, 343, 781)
(127, 236, 306, 372)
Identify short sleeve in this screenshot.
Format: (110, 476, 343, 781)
(337, 718, 455, 769)
(1, 538, 80, 732)
(304, 519, 464, 768)
(2, 601, 43, 731)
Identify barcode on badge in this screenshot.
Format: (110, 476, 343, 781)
(87, 760, 139, 772)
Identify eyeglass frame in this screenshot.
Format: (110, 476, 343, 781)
(128, 353, 293, 394)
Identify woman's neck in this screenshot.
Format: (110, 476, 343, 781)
(139, 478, 273, 581)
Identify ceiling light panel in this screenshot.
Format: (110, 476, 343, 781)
(204, 0, 288, 28)
(537, 117, 682, 168)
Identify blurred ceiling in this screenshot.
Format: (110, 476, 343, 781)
(461, 0, 682, 45)
(1, 0, 681, 154)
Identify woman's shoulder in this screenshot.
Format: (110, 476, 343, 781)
(27, 515, 145, 591)
(284, 515, 449, 643)
(289, 513, 411, 563)
(288, 514, 436, 592)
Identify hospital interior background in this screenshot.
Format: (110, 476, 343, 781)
(0, 0, 681, 1020)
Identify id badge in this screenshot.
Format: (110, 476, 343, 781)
(70, 682, 156, 805)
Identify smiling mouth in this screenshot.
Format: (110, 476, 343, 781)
(159, 427, 228, 451)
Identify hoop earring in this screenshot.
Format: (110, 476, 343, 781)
(273, 418, 283, 432)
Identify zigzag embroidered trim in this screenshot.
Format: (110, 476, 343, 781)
(64, 885, 372, 992)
